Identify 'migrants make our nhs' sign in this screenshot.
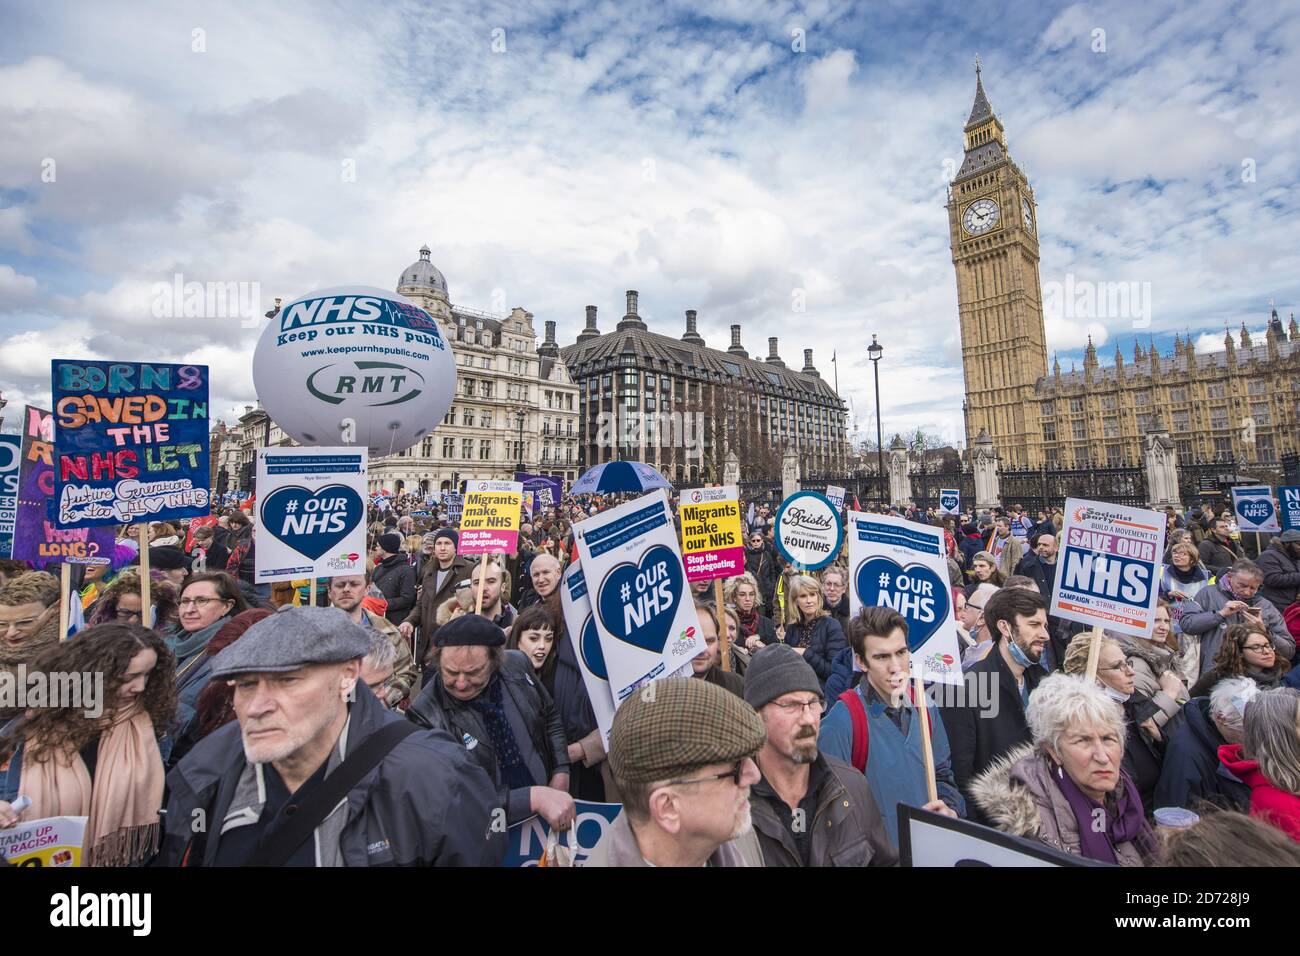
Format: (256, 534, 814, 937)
(251, 286, 456, 458)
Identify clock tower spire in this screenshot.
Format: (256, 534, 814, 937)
(948, 62, 1048, 467)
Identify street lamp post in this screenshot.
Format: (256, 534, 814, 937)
(868, 334, 884, 479)
(515, 408, 527, 472)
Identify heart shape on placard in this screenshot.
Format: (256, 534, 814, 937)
(261, 484, 363, 560)
(579, 614, 608, 680)
(854, 556, 951, 652)
(596, 544, 684, 654)
(1239, 498, 1275, 524)
(940, 492, 958, 510)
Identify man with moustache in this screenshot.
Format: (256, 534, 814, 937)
(156, 606, 503, 866)
(747, 645, 897, 866)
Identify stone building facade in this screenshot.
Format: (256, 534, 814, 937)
(950, 66, 1300, 468)
(560, 291, 850, 484)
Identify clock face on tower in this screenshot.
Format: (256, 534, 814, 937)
(1021, 197, 1034, 234)
(962, 198, 1000, 236)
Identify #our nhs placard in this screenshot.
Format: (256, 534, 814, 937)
(1050, 498, 1164, 640)
(559, 561, 617, 749)
(938, 489, 960, 516)
(255, 448, 368, 583)
(847, 510, 962, 685)
(1231, 485, 1280, 534)
(574, 489, 704, 701)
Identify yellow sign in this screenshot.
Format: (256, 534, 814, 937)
(460, 479, 524, 555)
(679, 486, 744, 582)
(0, 815, 86, 867)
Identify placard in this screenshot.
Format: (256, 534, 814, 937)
(898, 805, 1090, 868)
(574, 489, 704, 700)
(0, 815, 86, 867)
(1231, 484, 1280, 534)
(1280, 486, 1300, 532)
(938, 489, 960, 516)
(825, 485, 846, 512)
(847, 510, 962, 685)
(501, 802, 623, 867)
(51, 360, 210, 527)
(678, 485, 744, 582)
(0, 434, 19, 558)
(1050, 498, 1164, 639)
(11, 407, 113, 568)
(559, 561, 617, 749)
(774, 490, 843, 571)
(459, 480, 523, 555)
(255, 448, 368, 583)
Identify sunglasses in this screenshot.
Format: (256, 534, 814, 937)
(666, 760, 747, 788)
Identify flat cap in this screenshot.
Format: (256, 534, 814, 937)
(608, 678, 765, 784)
(1278, 529, 1300, 544)
(209, 605, 371, 678)
(435, 613, 506, 647)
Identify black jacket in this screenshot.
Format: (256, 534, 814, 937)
(1014, 553, 1056, 604)
(1121, 692, 1165, 812)
(155, 682, 503, 866)
(1257, 540, 1300, 612)
(744, 547, 778, 607)
(749, 755, 898, 867)
(407, 650, 569, 822)
(1198, 536, 1243, 574)
(939, 643, 1046, 823)
(784, 615, 848, 685)
(1153, 697, 1250, 813)
(372, 553, 417, 625)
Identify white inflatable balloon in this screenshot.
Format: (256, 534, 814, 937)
(252, 286, 455, 457)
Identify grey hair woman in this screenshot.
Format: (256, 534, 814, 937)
(1218, 688, 1300, 843)
(970, 673, 1158, 865)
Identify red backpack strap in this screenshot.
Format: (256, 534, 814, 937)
(838, 689, 870, 774)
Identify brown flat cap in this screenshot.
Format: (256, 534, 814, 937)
(608, 677, 766, 784)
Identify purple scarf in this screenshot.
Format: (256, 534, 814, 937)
(1051, 762, 1156, 863)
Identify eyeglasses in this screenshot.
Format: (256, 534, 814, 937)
(115, 608, 143, 621)
(1098, 661, 1136, 674)
(1242, 643, 1273, 653)
(769, 697, 822, 717)
(179, 596, 230, 609)
(667, 760, 747, 788)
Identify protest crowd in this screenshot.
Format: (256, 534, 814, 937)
(3, 474, 1300, 869)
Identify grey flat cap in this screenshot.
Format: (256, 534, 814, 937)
(209, 605, 371, 678)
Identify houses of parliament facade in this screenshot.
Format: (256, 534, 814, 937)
(950, 63, 1299, 470)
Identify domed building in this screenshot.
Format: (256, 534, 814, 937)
(363, 245, 580, 495)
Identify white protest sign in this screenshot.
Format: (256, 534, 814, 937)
(1231, 485, 1280, 534)
(899, 806, 1087, 867)
(774, 490, 843, 571)
(574, 489, 703, 701)
(825, 485, 846, 512)
(255, 448, 368, 583)
(1050, 498, 1165, 639)
(847, 510, 962, 685)
(0, 815, 87, 866)
(559, 561, 617, 749)
(938, 489, 960, 516)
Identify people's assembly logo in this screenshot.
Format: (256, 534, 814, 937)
(325, 550, 362, 571)
(305, 361, 426, 407)
(924, 651, 957, 675)
(671, 625, 697, 656)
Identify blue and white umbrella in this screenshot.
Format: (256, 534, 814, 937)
(569, 460, 673, 495)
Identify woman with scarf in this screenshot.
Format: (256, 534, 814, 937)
(726, 572, 779, 653)
(782, 574, 848, 689)
(1160, 542, 1211, 657)
(1190, 621, 1292, 699)
(0, 623, 176, 866)
(161, 572, 248, 744)
(1063, 633, 1166, 812)
(970, 673, 1157, 865)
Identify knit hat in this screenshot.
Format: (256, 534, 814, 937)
(148, 545, 189, 571)
(743, 643, 824, 711)
(608, 678, 765, 784)
(433, 527, 459, 547)
(377, 532, 403, 554)
(434, 612, 506, 648)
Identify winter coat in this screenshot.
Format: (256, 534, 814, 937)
(1219, 743, 1300, 843)
(748, 754, 898, 867)
(697, 666, 745, 698)
(969, 744, 1152, 865)
(984, 531, 1024, 579)
(1014, 553, 1056, 603)
(1112, 634, 1187, 729)
(360, 609, 418, 708)
(1188, 663, 1288, 700)
(1198, 535, 1243, 574)
(584, 810, 762, 867)
(155, 682, 504, 866)
(1152, 698, 1250, 813)
(824, 646, 859, 701)
(371, 553, 417, 625)
(939, 644, 1046, 821)
(1179, 574, 1295, 676)
(405, 555, 475, 641)
(407, 650, 569, 823)
(744, 547, 778, 608)
(783, 615, 847, 686)
(1257, 540, 1300, 613)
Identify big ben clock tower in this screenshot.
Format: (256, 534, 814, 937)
(948, 58, 1048, 467)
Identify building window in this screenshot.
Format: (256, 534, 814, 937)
(1251, 402, 1271, 426)
(1069, 398, 1084, 413)
(1256, 433, 1275, 460)
(1213, 437, 1232, 458)
(1103, 417, 1119, 438)
(462, 378, 476, 397)
(1172, 410, 1190, 431)
(1106, 445, 1123, 467)
(461, 438, 473, 459)
(1210, 407, 1229, 429)
(480, 440, 492, 460)
(462, 409, 474, 426)
(480, 411, 492, 428)
(1040, 401, 1054, 416)
(1175, 439, 1193, 459)
(1101, 395, 1116, 410)
(442, 437, 455, 457)
(1135, 414, 1152, 433)
(1206, 383, 1226, 399)
(480, 381, 493, 399)
(1169, 387, 1188, 403)
(1248, 379, 1267, 395)
(1072, 421, 1086, 440)
(1133, 391, 1150, 407)
(443, 406, 455, 425)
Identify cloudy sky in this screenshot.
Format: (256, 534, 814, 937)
(2, 0, 1297, 449)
